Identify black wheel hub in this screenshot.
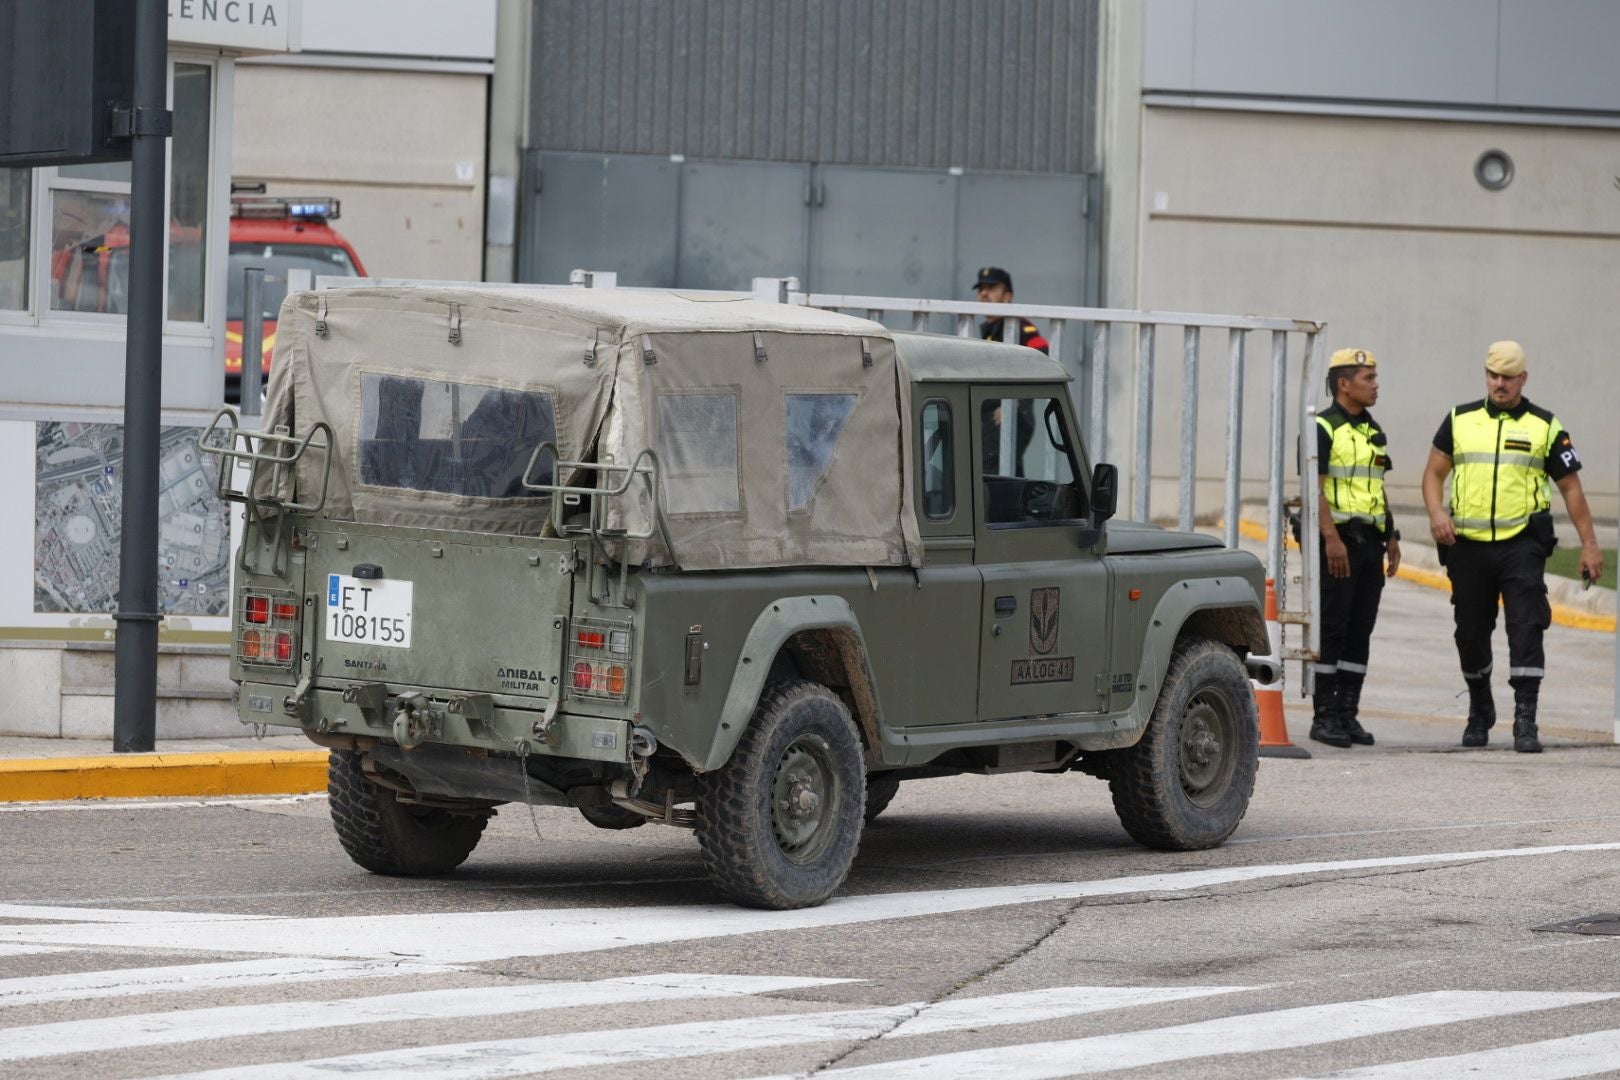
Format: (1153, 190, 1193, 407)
(1179, 691, 1236, 807)
(771, 735, 838, 862)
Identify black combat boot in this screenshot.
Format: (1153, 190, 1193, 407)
(1309, 671, 1351, 748)
(1338, 672, 1374, 746)
(1512, 683, 1542, 754)
(1460, 677, 1495, 747)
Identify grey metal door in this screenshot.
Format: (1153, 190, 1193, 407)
(956, 172, 1089, 306)
(523, 151, 679, 286)
(677, 160, 810, 290)
(808, 166, 956, 299)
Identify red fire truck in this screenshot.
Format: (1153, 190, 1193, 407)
(227, 195, 367, 401)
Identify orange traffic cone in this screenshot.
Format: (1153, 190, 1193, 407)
(1255, 578, 1310, 759)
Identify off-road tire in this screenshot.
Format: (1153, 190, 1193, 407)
(578, 803, 647, 830)
(863, 774, 901, 823)
(327, 750, 488, 875)
(696, 680, 866, 909)
(1107, 637, 1258, 851)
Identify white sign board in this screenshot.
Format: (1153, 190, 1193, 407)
(169, 0, 302, 54)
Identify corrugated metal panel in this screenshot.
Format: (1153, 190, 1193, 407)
(531, 0, 1094, 174)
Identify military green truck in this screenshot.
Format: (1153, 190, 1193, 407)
(203, 285, 1271, 910)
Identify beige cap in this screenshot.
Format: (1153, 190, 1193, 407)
(1329, 347, 1377, 369)
(1486, 340, 1526, 377)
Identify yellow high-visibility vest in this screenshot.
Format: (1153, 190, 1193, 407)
(1448, 402, 1561, 542)
(1318, 408, 1389, 531)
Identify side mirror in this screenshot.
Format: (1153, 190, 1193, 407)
(1091, 463, 1118, 522)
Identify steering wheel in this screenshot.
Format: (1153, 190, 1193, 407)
(1022, 481, 1056, 519)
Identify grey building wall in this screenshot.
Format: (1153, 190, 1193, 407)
(1144, 0, 1620, 116)
(530, 0, 1097, 174)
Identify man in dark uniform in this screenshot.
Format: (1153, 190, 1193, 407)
(1422, 341, 1605, 752)
(1310, 348, 1402, 748)
(974, 267, 1045, 476)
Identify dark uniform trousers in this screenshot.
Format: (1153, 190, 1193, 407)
(1444, 531, 1551, 692)
(1318, 522, 1386, 676)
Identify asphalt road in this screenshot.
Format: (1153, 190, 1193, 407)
(4, 745, 1620, 1079)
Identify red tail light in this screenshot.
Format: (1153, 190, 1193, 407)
(241, 629, 263, 661)
(576, 629, 606, 649)
(572, 661, 594, 691)
(272, 601, 300, 621)
(245, 595, 269, 624)
(275, 632, 294, 663)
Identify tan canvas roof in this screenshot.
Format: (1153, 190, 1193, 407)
(259, 285, 921, 570)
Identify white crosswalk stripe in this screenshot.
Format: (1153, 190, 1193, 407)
(4, 842, 1618, 965)
(1302, 1027, 1620, 1079)
(0, 957, 457, 1010)
(0, 903, 273, 924)
(745, 991, 1620, 1080)
(0, 973, 853, 1063)
(143, 984, 1250, 1080)
(140, 988, 1618, 1080)
(0, 944, 69, 958)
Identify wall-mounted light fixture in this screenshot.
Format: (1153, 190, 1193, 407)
(1475, 149, 1514, 191)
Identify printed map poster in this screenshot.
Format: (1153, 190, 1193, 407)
(34, 422, 231, 616)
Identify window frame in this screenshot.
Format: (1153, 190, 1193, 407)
(18, 55, 222, 336)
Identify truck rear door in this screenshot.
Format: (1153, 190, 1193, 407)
(308, 523, 576, 702)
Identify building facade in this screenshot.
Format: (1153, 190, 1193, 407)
(1134, 0, 1620, 520)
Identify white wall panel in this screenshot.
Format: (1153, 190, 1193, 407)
(299, 0, 495, 61)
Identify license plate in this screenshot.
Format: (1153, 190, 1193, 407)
(325, 574, 413, 648)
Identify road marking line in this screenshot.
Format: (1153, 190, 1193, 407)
(0, 904, 275, 925)
(0, 944, 69, 958)
(145, 984, 1251, 1080)
(878, 984, 1249, 1037)
(754, 991, 1620, 1080)
(5, 842, 1616, 964)
(0, 958, 456, 1010)
(1303, 1026, 1620, 1079)
(0, 974, 854, 1062)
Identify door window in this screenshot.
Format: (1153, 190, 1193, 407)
(920, 399, 954, 520)
(982, 396, 1085, 526)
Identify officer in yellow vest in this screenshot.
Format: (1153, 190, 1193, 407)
(1422, 341, 1604, 752)
(1310, 348, 1401, 748)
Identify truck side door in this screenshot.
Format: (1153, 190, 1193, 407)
(972, 385, 1110, 720)
(892, 387, 981, 726)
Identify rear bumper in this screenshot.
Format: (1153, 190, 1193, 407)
(239, 679, 632, 764)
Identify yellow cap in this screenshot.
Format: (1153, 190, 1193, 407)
(1328, 347, 1377, 369)
(1485, 340, 1525, 376)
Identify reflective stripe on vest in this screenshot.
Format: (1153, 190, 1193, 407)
(1318, 412, 1388, 532)
(1448, 405, 1559, 542)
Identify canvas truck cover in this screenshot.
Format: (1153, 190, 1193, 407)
(258, 286, 922, 571)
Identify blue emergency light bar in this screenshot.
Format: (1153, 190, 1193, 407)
(231, 195, 341, 221)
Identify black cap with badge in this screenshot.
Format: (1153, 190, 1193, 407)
(972, 266, 1013, 291)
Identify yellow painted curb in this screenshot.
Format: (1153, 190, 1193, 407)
(0, 750, 330, 803)
(1233, 519, 1615, 634)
